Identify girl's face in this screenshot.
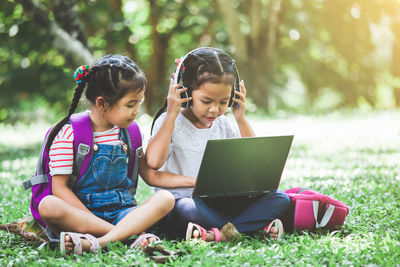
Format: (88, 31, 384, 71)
(103, 89, 144, 129)
(184, 82, 232, 128)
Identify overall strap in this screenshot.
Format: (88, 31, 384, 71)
(69, 112, 94, 186)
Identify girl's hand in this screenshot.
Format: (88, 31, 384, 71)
(231, 80, 247, 121)
(166, 78, 192, 118)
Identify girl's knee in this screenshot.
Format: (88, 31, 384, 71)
(155, 190, 175, 213)
(38, 195, 63, 219)
(175, 198, 196, 213)
(277, 191, 290, 200)
(174, 198, 198, 221)
(276, 191, 291, 208)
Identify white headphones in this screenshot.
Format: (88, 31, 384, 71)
(172, 47, 241, 108)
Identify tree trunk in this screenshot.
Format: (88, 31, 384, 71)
(144, 0, 188, 114)
(50, 0, 88, 46)
(215, 0, 283, 111)
(144, 0, 171, 114)
(107, 0, 137, 60)
(215, 0, 247, 60)
(239, 57, 271, 108)
(145, 34, 170, 114)
(18, 0, 94, 66)
(246, 0, 282, 109)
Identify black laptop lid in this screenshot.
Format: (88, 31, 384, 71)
(192, 135, 293, 198)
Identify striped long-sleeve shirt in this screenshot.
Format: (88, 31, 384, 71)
(49, 124, 122, 176)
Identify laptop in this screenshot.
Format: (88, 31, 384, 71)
(192, 135, 294, 198)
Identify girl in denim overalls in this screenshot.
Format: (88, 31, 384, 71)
(39, 55, 195, 254)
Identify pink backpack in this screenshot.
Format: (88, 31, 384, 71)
(283, 187, 349, 232)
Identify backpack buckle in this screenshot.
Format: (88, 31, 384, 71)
(135, 147, 143, 159)
(78, 143, 90, 156)
(22, 179, 32, 190)
(71, 144, 91, 185)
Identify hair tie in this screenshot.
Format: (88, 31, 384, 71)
(73, 65, 90, 84)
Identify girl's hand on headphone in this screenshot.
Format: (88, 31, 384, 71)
(231, 80, 247, 121)
(166, 78, 192, 118)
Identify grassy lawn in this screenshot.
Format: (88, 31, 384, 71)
(0, 110, 399, 266)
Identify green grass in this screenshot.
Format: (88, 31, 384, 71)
(1, 110, 399, 266)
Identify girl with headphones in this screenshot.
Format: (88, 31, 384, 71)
(146, 47, 290, 242)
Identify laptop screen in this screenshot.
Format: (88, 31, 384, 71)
(192, 135, 293, 198)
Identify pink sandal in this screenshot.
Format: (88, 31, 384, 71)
(59, 231, 100, 255)
(185, 222, 222, 242)
(263, 219, 284, 240)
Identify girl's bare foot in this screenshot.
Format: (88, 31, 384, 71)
(138, 235, 158, 248)
(267, 226, 279, 239)
(64, 234, 94, 253)
(263, 219, 284, 240)
(130, 233, 162, 249)
(60, 232, 99, 254)
(63, 232, 156, 253)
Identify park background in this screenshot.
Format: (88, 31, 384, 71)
(0, 0, 399, 266)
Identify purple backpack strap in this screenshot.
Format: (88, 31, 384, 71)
(125, 122, 142, 192)
(69, 112, 94, 186)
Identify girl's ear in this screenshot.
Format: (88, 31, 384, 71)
(95, 96, 107, 111)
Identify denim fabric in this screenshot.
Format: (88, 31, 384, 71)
(75, 142, 136, 225)
(159, 190, 290, 238)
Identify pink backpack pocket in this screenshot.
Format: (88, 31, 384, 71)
(283, 187, 349, 232)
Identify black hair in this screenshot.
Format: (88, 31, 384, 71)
(151, 47, 237, 134)
(45, 54, 146, 152)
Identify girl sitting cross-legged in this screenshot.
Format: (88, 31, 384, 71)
(38, 55, 195, 254)
(146, 47, 290, 242)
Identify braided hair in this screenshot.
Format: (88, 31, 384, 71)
(151, 47, 237, 134)
(45, 54, 146, 152)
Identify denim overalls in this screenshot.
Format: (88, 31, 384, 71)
(74, 131, 136, 225)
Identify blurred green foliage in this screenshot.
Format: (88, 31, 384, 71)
(0, 0, 399, 123)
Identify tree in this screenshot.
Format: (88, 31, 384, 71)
(215, 0, 398, 110)
(145, 0, 190, 112)
(215, 0, 283, 109)
(16, 0, 93, 65)
(2, 0, 217, 119)
(0, 0, 85, 122)
(1, 0, 398, 123)
(141, 0, 223, 113)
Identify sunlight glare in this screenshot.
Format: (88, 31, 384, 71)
(129, 34, 140, 44)
(20, 58, 30, 69)
(289, 29, 300, 41)
(124, 1, 138, 13)
(350, 7, 361, 19)
(9, 25, 18, 37)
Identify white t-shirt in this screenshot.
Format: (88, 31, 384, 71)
(49, 124, 122, 176)
(151, 112, 240, 198)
